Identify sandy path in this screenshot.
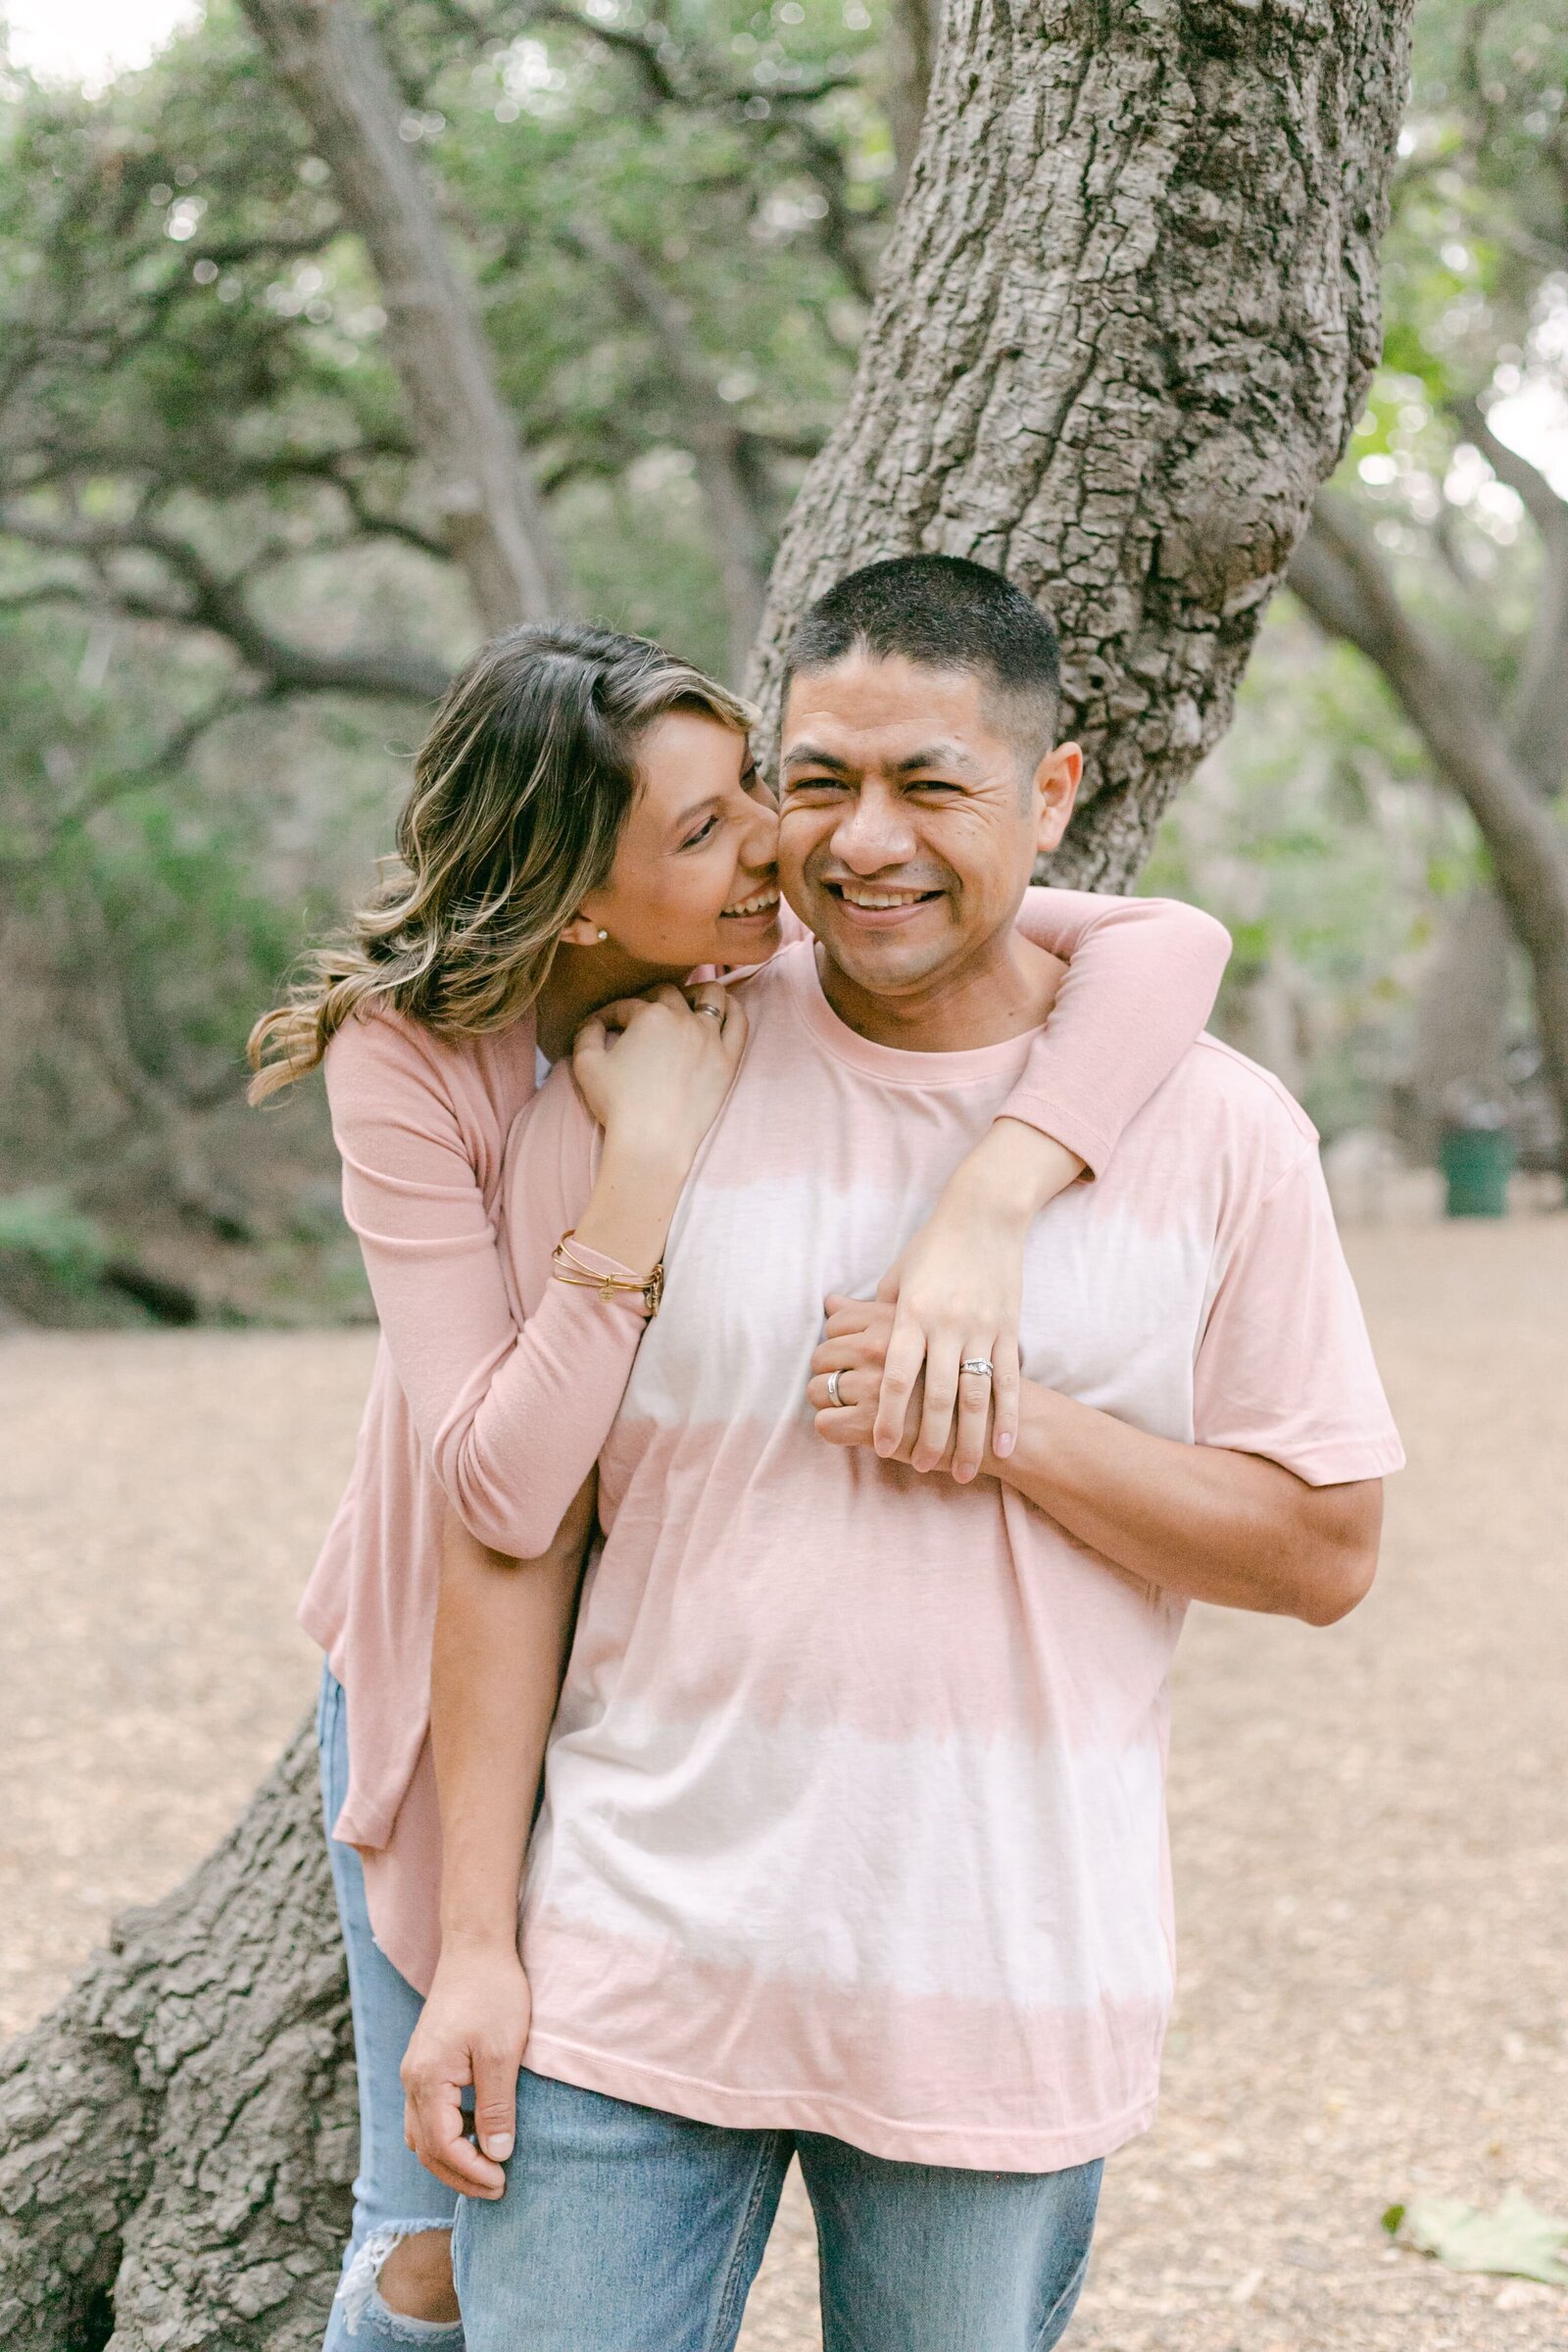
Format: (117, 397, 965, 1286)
(2, 1219, 1565, 2350)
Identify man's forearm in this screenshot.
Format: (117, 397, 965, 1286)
(431, 1481, 594, 1953)
(993, 1382, 1381, 1625)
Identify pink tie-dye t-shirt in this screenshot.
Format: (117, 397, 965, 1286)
(499, 940, 1402, 2172)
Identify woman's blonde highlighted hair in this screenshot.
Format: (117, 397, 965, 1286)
(248, 622, 753, 1101)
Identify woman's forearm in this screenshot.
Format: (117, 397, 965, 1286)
(936, 1115, 1084, 1220)
(569, 1133, 692, 1277)
(995, 1383, 1381, 1625)
(431, 1482, 595, 1953)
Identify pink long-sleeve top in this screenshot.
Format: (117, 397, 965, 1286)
(301, 890, 1230, 1985)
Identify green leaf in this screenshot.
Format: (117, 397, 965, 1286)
(1390, 2188, 1568, 2288)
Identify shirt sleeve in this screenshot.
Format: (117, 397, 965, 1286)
(1000, 891, 1232, 1176)
(1193, 1146, 1404, 1486)
(326, 1015, 646, 1559)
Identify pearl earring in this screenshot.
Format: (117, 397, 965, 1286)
(597, 929, 609, 943)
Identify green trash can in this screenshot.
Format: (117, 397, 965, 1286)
(1440, 1122, 1515, 1218)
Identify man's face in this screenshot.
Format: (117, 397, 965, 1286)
(778, 653, 1081, 1001)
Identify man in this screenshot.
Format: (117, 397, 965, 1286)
(410, 557, 1402, 2351)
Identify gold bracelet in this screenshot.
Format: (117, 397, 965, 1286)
(551, 1231, 664, 1319)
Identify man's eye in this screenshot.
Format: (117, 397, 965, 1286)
(786, 776, 847, 794)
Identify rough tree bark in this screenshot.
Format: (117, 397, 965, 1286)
(0, 1729, 355, 2352)
(236, 0, 566, 634)
(751, 0, 1416, 892)
(0, 5, 1417, 2345)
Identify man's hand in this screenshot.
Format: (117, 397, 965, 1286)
(401, 1940, 531, 2200)
(808, 1296, 977, 1479)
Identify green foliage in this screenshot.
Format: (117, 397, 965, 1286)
(1, 0, 1561, 1294)
(0, 0, 887, 680)
(0, 1188, 109, 1285)
(0, 0, 896, 1298)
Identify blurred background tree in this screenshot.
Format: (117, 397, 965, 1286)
(0, 0, 1561, 1333)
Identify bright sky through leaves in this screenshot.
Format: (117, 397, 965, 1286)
(5, 0, 201, 91)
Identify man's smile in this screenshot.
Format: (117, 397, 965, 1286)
(823, 879, 946, 925)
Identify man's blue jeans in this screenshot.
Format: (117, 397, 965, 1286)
(455, 2068, 1102, 2352)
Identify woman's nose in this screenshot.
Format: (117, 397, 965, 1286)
(745, 800, 781, 868)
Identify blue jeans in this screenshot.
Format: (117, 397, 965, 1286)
(455, 2069, 1102, 2352)
(318, 1668, 464, 2349)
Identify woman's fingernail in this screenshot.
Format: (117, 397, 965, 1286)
(995, 1432, 1014, 1458)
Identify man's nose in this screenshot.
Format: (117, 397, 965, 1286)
(830, 786, 915, 873)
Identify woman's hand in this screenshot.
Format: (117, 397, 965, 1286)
(572, 983, 748, 1171)
(807, 1296, 965, 1476)
(401, 1939, 532, 2200)
(863, 1121, 1081, 1481)
(564, 985, 747, 1282)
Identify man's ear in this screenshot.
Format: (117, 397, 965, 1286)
(1033, 743, 1083, 856)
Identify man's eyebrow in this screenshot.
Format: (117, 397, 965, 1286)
(782, 740, 980, 776)
(782, 744, 852, 774)
(889, 743, 976, 776)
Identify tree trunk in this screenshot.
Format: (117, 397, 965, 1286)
(751, 0, 1417, 892)
(236, 0, 566, 635)
(1400, 886, 1515, 1158)
(0, 1724, 354, 2352)
(0, 6, 1419, 2343)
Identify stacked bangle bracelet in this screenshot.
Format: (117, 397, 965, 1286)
(550, 1230, 664, 1319)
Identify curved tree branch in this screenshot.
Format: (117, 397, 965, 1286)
(1290, 496, 1568, 1150)
(1451, 393, 1568, 791)
(3, 515, 451, 702)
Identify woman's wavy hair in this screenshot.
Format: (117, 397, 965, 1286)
(247, 621, 754, 1102)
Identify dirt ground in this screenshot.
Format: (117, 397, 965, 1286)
(2, 1215, 1565, 2351)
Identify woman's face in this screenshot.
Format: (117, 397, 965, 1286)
(577, 711, 782, 968)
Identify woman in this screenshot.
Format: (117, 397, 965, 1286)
(250, 621, 1230, 2348)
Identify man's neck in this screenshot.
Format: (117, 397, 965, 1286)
(816, 930, 1065, 1054)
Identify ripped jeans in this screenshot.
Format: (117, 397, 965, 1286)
(318, 1668, 464, 2350)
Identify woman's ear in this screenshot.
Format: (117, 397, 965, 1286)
(1034, 744, 1083, 856)
(559, 912, 612, 947)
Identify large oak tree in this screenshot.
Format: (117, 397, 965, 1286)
(0, 3, 1414, 2345)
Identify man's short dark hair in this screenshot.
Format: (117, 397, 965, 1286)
(783, 555, 1061, 764)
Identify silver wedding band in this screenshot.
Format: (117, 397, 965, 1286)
(826, 1370, 845, 1408)
(959, 1357, 995, 1380)
(694, 1002, 724, 1022)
